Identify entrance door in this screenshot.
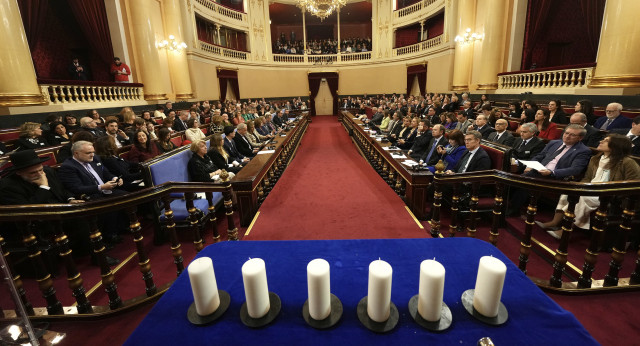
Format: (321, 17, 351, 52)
(314, 79, 333, 115)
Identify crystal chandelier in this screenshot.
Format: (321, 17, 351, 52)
(297, 0, 347, 21)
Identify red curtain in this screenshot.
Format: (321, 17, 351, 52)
(580, 0, 606, 59)
(407, 65, 426, 96)
(395, 25, 420, 48)
(308, 73, 339, 116)
(521, 0, 553, 69)
(67, 0, 114, 66)
(17, 0, 49, 52)
(217, 69, 239, 102)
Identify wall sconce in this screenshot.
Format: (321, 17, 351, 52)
(454, 28, 483, 45)
(157, 35, 187, 51)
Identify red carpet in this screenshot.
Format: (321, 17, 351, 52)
(245, 116, 426, 240)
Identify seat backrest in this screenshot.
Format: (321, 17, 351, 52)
(0, 128, 21, 143)
(147, 139, 210, 186)
(480, 142, 512, 171)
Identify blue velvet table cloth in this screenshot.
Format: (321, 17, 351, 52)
(125, 238, 596, 345)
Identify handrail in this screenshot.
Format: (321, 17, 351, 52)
(393, 35, 443, 56)
(498, 65, 595, 89)
(39, 82, 144, 105)
(193, 0, 246, 22)
(395, 0, 439, 18)
(198, 40, 248, 60)
(0, 179, 236, 320)
(429, 168, 640, 292)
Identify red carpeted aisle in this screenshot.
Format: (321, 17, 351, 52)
(245, 116, 425, 240)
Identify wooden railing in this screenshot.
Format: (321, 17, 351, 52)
(39, 81, 144, 105)
(393, 35, 443, 56)
(395, 0, 439, 18)
(198, 40, 248, 60)
(0, 180, 236, 320)
(272, 52, 372, 64)
(429, 169, 640, 292)
(498, 64, 596, 90)
(194, 0, 246, 23)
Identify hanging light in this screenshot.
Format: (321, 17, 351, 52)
(157, 35, 188, 51)
(297, 0, 347, 21)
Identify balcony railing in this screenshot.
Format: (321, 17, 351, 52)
(194, 0, 246, 23)
(498, 64, 596, 90)
(393, 35, 442, 56)
(395, 0, 439, 18)
(199, 41, 248, 60)
(272, 52, 372, 64)
(38, 80, 144, 105)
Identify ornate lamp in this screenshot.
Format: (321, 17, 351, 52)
(297, 0, 347, 21)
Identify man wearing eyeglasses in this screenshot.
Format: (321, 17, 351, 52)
(593, 102, 632, 131)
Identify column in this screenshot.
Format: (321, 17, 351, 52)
(302, 9, 307, 52)
(420, 20, 425, 41)
(216, 25, 222, 45)
(163, 0, 194, 100)
(337, 9, 341, 53)
(590, 0, 640, 88)
(129, 0, 167, 100)
(0, 0, 43, 106)
(451, 0, 476, 91)
(475, 0, 508, 90)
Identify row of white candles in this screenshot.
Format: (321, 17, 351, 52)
(188, 256, 507, 321)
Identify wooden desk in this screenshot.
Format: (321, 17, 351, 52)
(231, 114, 310, 226)
(339, 112, 432, 219)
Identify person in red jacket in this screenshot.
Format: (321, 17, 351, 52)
(110, 57, 131, 83)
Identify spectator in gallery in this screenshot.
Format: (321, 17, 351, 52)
(46, 121, 72, 146)
(69, 57, 87, 80)
(156, 128, 177, 154)
(111, 57, 131, 83)
(16, 122, 49, 151)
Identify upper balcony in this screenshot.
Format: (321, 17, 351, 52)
(193, 0, 249, 31)
(393, 0, 444, 28)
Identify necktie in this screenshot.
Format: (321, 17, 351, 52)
(495, 133, 501, 142)
(601, 118, 613, 130)
(629, 135, 636, 141)
(518, 139, 528, 149)
(457, 152, 472, 173)
(84, 163, 111, 194)
(425, 139, 439, 163)
(550, 145, 566, 159)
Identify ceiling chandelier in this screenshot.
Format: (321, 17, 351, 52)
(297, 0, 347, 21)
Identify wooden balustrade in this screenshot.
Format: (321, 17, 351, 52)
(0, 181, 236, 319)
(40, 83, 144, 105)
(429, 169, 640, 292)
(198, 41, 248, 61)
(498, 65, 595, 91)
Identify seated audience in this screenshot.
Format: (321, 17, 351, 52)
(454, 112, 473, 134)
(610, 116, 640, 156)
(461, 100, 474, 120)
(468, 114, 495, 139)
(386, 112, 402, 136)
(208, 133, 242, 174)
(185, 118, 206, 143)
(154, 105, 166, 119)
(473, 94, 490, 112)
(161, 117, 174, 133)
(430, 130, 467, 173)
(250, 119, 271, 142)
(210, 115, 224, 134)
(88, 109, 105, 125)
(79, 117, 105, 138)
(593, 102, 632, 131)
(56, 131, 95, 163)
(232, 111, 245, 126)
(575, 99, 596, 125)
(407, 120, 432, 161)
(235, 123, 259, 157)
(511, 123, 546, 165)
(533, 109, 560, 140)
(520, 100, 538, 123)
(536, 134, 640, 238)
(548, 100, 568, 124)
(389, 116, 411, 144)
(221, 113, 233, 127)
(128, 130, 160, 163)
(487, 119, 515, 146)
(188, 140, 230, 183)
(46, 121, 72, 145)
(420, 124, 448, 166)
(223, 126, 250, 164)
(569, 112, 603, 148)
(379, 111, 392, 132)
(16, 122, 49, 151)
(397, 117, 419, 149)
(146, 122, 158, 140)
(104, 119, 130, 148)
(65, 114, 81, 133)
(445, 130, 491, 174)
(156, 128, 177, 154)
(442, 112, 458, 130)
(426, 107, 440, 125)
(508, 101, 522, 119)
(173, 111, 189, 132)
(94, 136, 143, 192)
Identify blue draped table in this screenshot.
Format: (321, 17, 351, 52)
(125, 238, 597, 345)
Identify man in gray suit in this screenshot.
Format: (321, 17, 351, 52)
(454, 112, 473, 134)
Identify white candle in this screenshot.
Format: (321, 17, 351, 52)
(417, 259, 445, 322)
(188, 257, 220, 316)
(367, 259, 393, 322)
(242, 258, 270, 318)
(473, 256, 507, 317)
(307, 259, 331, 320)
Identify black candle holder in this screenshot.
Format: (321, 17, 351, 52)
(301, 293, 343, 329)
(187, 289, 230, 326)
(461, 289, 508, 326)
(408, 294, 452, 331)
(240, 292, 282, 328)
(356, 296, 399, 333)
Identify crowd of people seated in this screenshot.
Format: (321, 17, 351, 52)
(0, 96, 308, 267)
(347, 92, 640, 237)
(273, 37, 372, 55)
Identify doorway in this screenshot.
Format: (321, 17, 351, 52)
(314, 78, 333, 115)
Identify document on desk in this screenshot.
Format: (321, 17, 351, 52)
(391, 153, 407, 159)
(258, 150, 276, 154)
(402, 160, 419, 166)
(519, 160, 548, 171)
(383, 146, 400, 151)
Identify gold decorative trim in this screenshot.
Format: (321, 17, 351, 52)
(175, 93, 194, 99)
(476, 83, 498, 90)
(589, 75, 640, 88)
(0, 93, 47, 107)
(451, 84, 468, 91)
(144, 93, 168, 101)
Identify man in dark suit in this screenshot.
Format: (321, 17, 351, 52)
(470, 114, 496, 139)
(58, 141, 128, 246)
(370, 107, 384, 125)
(387, 115, 406, 142)
(223, 126, 250, 164)
(506, 125, 592, 216)
(511, 123, 546, 164)
(419, 124, 447, 166)
(105, 119, 130, 148)
(487, 119, 515, 146)
(173, 110, 189, 132)
(593, 103, 632, 131)
(234, 123, 258, 158)
(425, 107, 440, 125)
(461, 100, 475, 120)
(445, 131, 491, 174)
(610, 116, 640, 156)
(569, 112, 603, 148)
(79, 117, 105, 138)
(407, 120, 432, 161)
